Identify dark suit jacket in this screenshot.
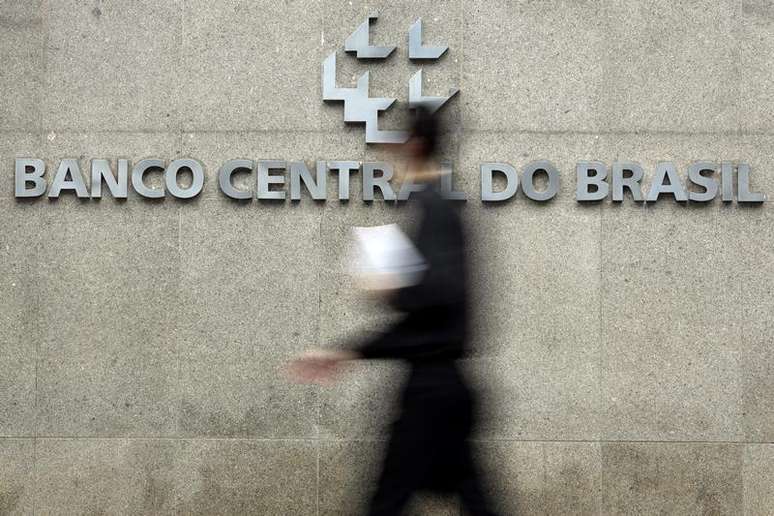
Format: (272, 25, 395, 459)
(354, 182, 469, 363)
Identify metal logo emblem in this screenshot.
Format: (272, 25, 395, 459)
(322, 15, 459, 144)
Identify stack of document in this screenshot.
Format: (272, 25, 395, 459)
(350, 224, 428, 290)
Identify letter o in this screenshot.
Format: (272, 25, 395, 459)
(165, 158, 205, 199)
(521, 160, 559, 201)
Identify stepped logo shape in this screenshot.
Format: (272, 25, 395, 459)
(322, 15, 459, 144)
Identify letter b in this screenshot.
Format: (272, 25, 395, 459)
(15, 158, 46, 197)
(576, 161, 609, 201)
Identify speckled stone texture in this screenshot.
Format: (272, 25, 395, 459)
(1, 0, 772, 514)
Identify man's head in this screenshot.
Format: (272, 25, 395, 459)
(404, 106, 439, 163)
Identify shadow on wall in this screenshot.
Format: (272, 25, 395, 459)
(474, 443, 599, 515)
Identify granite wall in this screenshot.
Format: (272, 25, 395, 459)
(1, 0, 773, 514)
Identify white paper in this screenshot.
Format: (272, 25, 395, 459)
(350, 224, 427, 289)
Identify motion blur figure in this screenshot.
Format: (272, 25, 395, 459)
(290, 108, 499, 516)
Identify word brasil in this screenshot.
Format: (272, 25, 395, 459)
(14, 158, 766, 203)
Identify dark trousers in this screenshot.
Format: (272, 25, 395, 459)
(365, 364, 500, 516)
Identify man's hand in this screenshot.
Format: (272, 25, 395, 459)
(286, 349, 360, 385)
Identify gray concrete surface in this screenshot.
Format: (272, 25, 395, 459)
(1, 0, 773, 514)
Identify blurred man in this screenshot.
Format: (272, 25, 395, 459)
(290, 108, 499, 516)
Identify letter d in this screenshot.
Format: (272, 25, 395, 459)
(481, 163, 518, 202)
